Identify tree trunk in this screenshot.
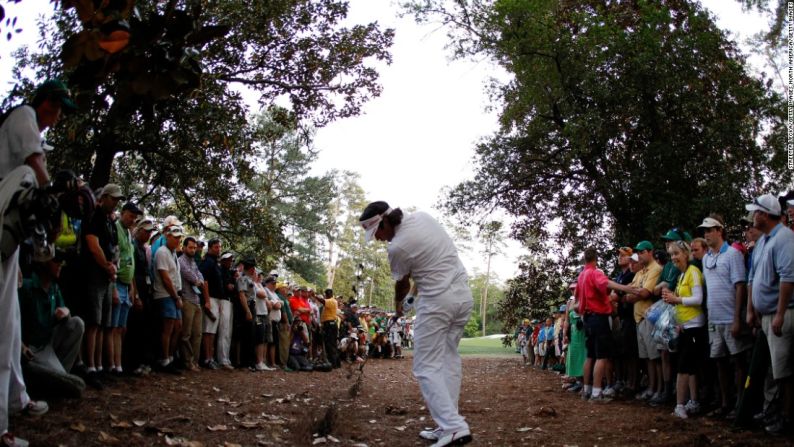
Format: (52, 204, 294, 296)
(482, 248, 492, 337)
(89, 146, 116, 188)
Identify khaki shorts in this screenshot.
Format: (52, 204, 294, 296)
(708, 323, 752, 358)
(637, 318, 660, 360)
(761, 309, 794, 380)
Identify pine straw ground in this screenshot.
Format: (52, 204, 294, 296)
(10, 356, 793, 446)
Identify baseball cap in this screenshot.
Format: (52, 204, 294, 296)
(264, 276, 276, 285)
(661, 228, 692, 242)
(745, 193, 781, 216)
(163, 215, 183, 228)
(220, 252, 234, 261)
(135, 218, 155, 231)
(634, 240, 654, 252)
(697, 217, 723, 229)
(630, 253, 639, 262)
(618, 246, 633, 256)
(121, 202, 143, 215)
(241, 256, 257, 268)
(166, 225, 184, 237)
(34, 79, 78, 111)
(99, 183, 125, 200)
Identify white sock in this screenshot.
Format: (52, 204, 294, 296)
(592, 387, 602, 398)
(87, 366, 97, 373)
(160, 358, 170, 366)
(584, 385, 592, 394)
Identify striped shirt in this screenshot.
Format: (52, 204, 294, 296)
(703, 242, 747, 324)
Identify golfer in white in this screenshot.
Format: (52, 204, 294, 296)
(360, 201, 473, 447)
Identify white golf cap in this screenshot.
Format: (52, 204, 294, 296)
(630, 253, 639, 262)
(788, 199, 794, 207)
(163, 215, 183, 228)
(745, 193, 781, 216)
(697, 217, 723, 229)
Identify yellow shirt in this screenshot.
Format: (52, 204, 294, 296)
(320, 297, 338, 323)
(632, 261, 663, 323)
(674, 265, 704, 324)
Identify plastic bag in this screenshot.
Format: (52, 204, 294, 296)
(651, 302, 679, 352)
(645, 299, 666, 325)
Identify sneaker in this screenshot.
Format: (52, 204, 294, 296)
(764, 417, 790, 435)
(161, 362, 182, 375)
(673, 404, 688, 419)
(84, 371, 104, 390)
(1, 433, 29, 447)
(580, 390, 591, 401)
(612, 381, 625, 393)
(567, 382, 583, 393)
(636, 389, 654, 401)
(419, 427, 442, 441)
(22, 400, 48, 417)
(255, 363, 268, 371)
(649, 392, 667, 407)
(684, 400, 701, 415)
(602, 387, 617, 398)
(206, 360, 220, 370)
(589, 394, 613, 403)
(430, 428, 472, 447)
(221, 363, 234, 370)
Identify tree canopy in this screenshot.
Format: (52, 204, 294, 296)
(3, 0, 394, 268)
(404, 0, 788, 254)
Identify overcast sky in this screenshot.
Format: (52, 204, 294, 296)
(0, 0, 771, 282)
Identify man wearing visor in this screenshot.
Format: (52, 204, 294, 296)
(359, 202, 473, 447)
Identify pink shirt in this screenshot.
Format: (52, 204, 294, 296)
(576, 264, 611, 315)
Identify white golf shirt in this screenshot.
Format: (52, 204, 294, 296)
(387, 211, 468, 298)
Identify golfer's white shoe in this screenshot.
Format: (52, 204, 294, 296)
(429, 429, 472, 447)
(419, 427, 442, 441)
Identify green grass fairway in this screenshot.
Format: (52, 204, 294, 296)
(457, 335, 516, 356)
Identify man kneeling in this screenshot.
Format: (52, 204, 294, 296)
(19, 254, 86, 399)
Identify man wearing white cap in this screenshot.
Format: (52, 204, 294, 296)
(698, 214, 749, 417)
(153, 226, 185, 374)
(359, 201, 473, 447)
(745, 193, 794, 434)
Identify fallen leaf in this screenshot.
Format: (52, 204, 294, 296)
(98, 431, 120, 444)
(261, 393, 273, 398)
(223, 443, 242, 447)
(109, 413, 118, 422)
(327, 435, 340, 443)
(207, 424, 229, 431)
(395, 426, 406, 431)
(164, 436, 205, 447)
(313, 438, 326, 445)
(132, 420, 147, 427)
(227, 411, 238, 416)
(239, 421, 259, 429)
(369, 419, 377, 424)
(70, 422, 87, 433)
(110, 421, 132, 428)
(517, 427, 532, 432)
(212, 387, 220, 392)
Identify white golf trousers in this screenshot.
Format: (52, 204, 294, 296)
(412, 280, 473, 434)
(215, 299, 233, 366)
(0, 249, 30, 435)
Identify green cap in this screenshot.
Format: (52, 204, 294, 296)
(634, 240, 654, 251)
(33, 79, 78, 111)
(660, 228, 692, 242)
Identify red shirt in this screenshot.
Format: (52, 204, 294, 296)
(289, 295, 311, 324)
(576, 264, 611, 315)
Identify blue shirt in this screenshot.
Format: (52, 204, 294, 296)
(703, 242, 747, 324)
(749, 224, 794, 315)
(537, 324, 546, 342)
(545, 325, 554, 341)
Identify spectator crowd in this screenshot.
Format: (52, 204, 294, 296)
(515, 191, 794, 436)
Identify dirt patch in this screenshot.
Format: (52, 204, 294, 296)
(9, 357, 791, 446)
